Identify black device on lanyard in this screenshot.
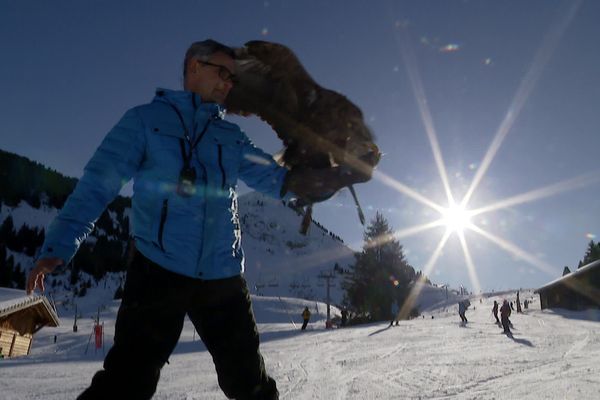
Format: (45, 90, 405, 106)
(165, 100, 212, 197)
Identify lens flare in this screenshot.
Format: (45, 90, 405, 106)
(439, 43, 460, 53)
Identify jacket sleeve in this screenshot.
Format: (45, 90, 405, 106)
(238, 134, 294, 201)
(38, 107, 146, 264)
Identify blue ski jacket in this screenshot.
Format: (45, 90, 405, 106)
(39, 89, 291, 280)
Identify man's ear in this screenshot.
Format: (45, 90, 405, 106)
(187, 57, 200, 75)
(195, 59, 203, 74)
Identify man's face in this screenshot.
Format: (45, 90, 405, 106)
(187, 51, 236, 105)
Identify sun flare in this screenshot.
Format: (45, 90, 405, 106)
(441, 203, 472, 234)
(381, 6, 588, 309)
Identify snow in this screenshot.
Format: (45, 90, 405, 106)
(0, 287, 32, 311)
(1, 191, 356, 304)
(6, 248, 34, 270)
(239, 192, 355, 304)
(2, 192, 599, 398)
(1, 289, 599, 399)
(0, 201, 57, 230)
(536, 259, 600, 292)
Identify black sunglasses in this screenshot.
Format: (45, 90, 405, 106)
(199, 61, 236, 83)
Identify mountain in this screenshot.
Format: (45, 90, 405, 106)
(0, 150, 132, 292)
(0, 149, 354, 304)
(239, 192, 354, 303)
(1, 149, 456, 314)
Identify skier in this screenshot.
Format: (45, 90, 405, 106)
(301, 307, 311, 330)
(341, 309, 348, 327)
(500, 299, 512, 334)
(516, 291, 522, 313)
(524, 299, 529, 310)
(458, 300, 470, 323)
(492, 300, 500, 324)
(390, 301, 399, 326)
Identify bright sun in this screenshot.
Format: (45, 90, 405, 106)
(441, 203, 472, 233)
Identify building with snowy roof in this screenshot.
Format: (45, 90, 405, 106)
(0, 287, 60, 358)
(535, 260, 600, 310)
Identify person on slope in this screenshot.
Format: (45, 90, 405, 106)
(301, 307, 311, 330)
(500, 299, 512, 334)
(458, 300, 470, 324)
(390, 301, 399, 326)
(341, 308, 348, 327)
(492, 300, 500, 324)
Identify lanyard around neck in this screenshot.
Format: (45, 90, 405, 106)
(166, 102, 213, 168)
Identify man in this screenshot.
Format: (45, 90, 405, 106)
(458, 300, 469, 324)
(340, 308, 348, 327)
(500, 299, 512, 334)
(301, 306, 311, 330)
(492, 300, 500, 324)
(389, 300, 399, 326)
(27, 39, 329, 400)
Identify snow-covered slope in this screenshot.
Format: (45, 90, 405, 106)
(1, 190, 357, 304)
(0, 201, 58, 230)
(1, 289, 599, 399)
(239, 192, 355, 304)
(2, 187, 454, 311)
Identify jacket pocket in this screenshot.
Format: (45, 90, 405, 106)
(217, 144, 226, 189)
(158, 199, 169, 251)
(212, 135, 242, 188)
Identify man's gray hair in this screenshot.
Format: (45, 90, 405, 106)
(183, 39, 235, 78)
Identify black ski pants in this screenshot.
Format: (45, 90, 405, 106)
(501, 315, 511, 333)
(301, 319, 309, 330)
(78, 251, 278, 400)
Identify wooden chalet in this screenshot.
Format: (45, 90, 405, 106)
(0, 287, 60, 358)
(534, 260, 600, 311)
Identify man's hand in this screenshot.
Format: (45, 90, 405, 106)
(26, 257, 63, 295)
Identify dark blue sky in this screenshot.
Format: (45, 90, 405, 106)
(2, 0, 599, 291)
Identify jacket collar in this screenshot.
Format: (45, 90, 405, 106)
(153, 88, 225, 120)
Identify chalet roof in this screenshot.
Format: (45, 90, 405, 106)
(0, 287, 60, 327)
(535, 259, 600, 293)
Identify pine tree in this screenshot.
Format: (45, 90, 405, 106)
(0, 245, 10, 287)
(343, 212, 416, 322)
(0, 216, 15, 243)
(13, 264, 26, 289)
(0, 216, 19, 251)
(579, 240, 600, 267)
(0, 254, 15, 287)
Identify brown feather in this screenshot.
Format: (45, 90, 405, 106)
(225, 41, 381, 232)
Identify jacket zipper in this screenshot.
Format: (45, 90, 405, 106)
(217, 144, 226, 189)
(158, 199, 168, 251)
